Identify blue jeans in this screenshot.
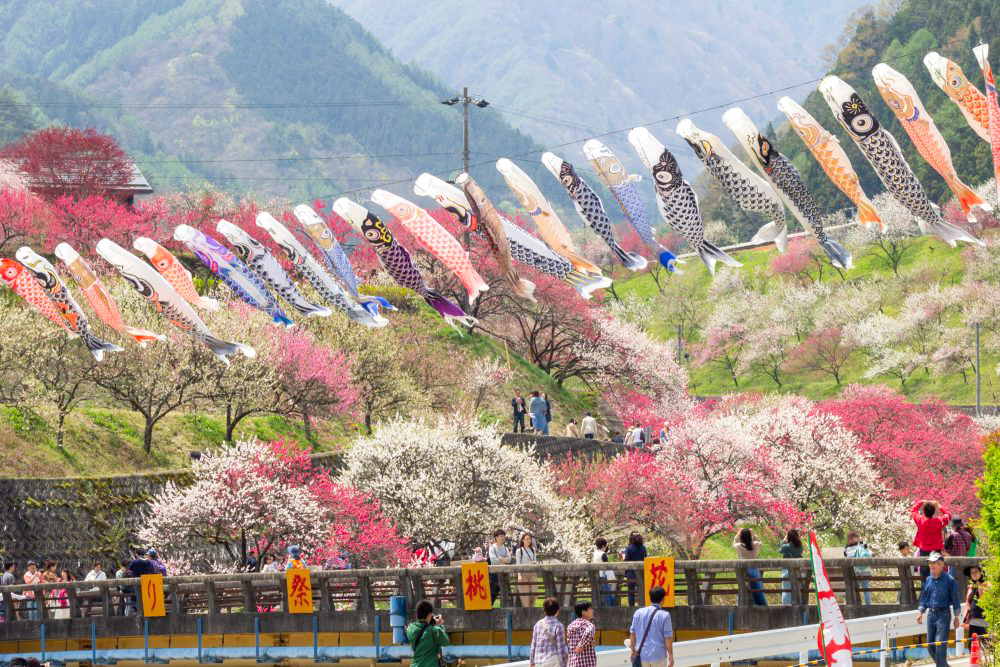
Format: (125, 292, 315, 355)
(747, 567, 767, 606)
(859, 577, 871, 605)
(601, 582, 617, 607)
(926, 609, 951, 667)
(781, 568, 791, 605)
(25, 598, 37, 621)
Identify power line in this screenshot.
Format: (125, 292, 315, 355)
(0, 99, 438, 110)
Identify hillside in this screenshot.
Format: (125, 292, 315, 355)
(765, 0, 1000, 211)
(0, 0, 547, 202)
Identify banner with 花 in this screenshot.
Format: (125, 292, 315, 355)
(286, 568, 314, 613)
(461, 562, 492, 610)
(140, 573, 166, 617)
(643, 557, 675, 607)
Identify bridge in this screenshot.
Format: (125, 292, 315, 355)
(0, 557, 982, 658)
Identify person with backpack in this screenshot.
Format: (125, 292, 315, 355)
(629, 586, 674, 667)
(406, 599, 451, 667)
(529, 597, 567, 667)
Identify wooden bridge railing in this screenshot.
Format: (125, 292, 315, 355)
(0, 557, 983, 628)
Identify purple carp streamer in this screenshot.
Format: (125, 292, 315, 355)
(583, 139, 679, 272)
(215, 220, 331, 318)
(293, 204, 394, 316)
(333, 197, 475, 328)
(173, 224, 293, 328)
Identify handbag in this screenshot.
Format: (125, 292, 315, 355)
(632, 606, 663, 667)
(412, 622, 455, 667)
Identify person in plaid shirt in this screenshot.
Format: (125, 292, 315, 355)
(530, 597, 568, 667)
(567, 602, 597, 667)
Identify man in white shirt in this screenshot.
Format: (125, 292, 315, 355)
(85, 562, 107, 587)
(581, 413, 598, 439)
(593, 538, 617, 607)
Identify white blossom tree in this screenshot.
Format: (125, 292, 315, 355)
(339, 417, 590, 560)
(846, 193, 920, 276)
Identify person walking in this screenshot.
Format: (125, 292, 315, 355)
(516, 532, 538, 608)
(406, 600, 451, 667)
(624, 422, 646, 447)
(629, 586, 674, 667)
(916, 553, 960, 667)
(543, 392, 552, 424)
(512, 391, 527, 433)
(779, 529, 803, 605)
(529, 597, 567, 667)
(529, 391, 549, 435)
(734, 528, 767, 606)
(623, 532, 647, 606)
(565, 419, 581, 438)
(580, 412, 605, 440)
(594, 538, 617, 607)
(488, 530, 512, 604)
(567, 602, 596, 667)
(85, 562, 106, 586)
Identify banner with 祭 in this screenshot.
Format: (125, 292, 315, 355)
(1, 41, 996, 363)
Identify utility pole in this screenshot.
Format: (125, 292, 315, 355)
(976, 322, 982, 417)
(442, 88, 488, 249)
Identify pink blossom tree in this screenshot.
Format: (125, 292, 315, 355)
(819, 384, 985, 516)
(139, 438, 408, 573)
(268, 327, 358, 442)
(785, 327, 857, 386)
(0, 187, 51, 253)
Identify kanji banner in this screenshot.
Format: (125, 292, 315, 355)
(140, 574, 166, 617)
(461, 562, 492, 611)
(285, 568, 314, 613)
(643, 557, 675, 607)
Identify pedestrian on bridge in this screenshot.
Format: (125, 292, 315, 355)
(529, 391, 549, 435)
(916, 552, 960, 667)
(629, 586, 674, 667)
(513, 391, 527, 433)
(912, 499, 950, 577)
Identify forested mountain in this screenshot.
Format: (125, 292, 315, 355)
(765, 0, 1000, 212)
(0, 0, 544, 202)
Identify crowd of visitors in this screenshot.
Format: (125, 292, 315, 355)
(511, 390, 552, 435)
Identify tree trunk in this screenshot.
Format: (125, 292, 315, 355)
(364, 411, 372, 436)
(143, 419, 154, 454)
(302, 410, 313, 442)
(226, 405, 235, 443)
(57, 412, 66, 449)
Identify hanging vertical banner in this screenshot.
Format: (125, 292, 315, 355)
(643, 557, 675, 607)
(461, 562, 492, 610)
(286, 568, 314, 613)
(140, 574, 166, 617)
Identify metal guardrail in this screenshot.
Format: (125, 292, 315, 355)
(494, 608, 966, 667)
(0, 557, 982, 624)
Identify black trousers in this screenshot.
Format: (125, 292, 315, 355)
(513, 413, 525, 432)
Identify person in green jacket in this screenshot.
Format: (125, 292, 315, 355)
(406, 599, 451, 667)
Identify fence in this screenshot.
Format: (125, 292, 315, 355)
(0, 557, 982, 640)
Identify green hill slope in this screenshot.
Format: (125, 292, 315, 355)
(0, 0, 545, 201)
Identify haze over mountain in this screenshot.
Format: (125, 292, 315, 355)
(326, 0, 872, 176)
